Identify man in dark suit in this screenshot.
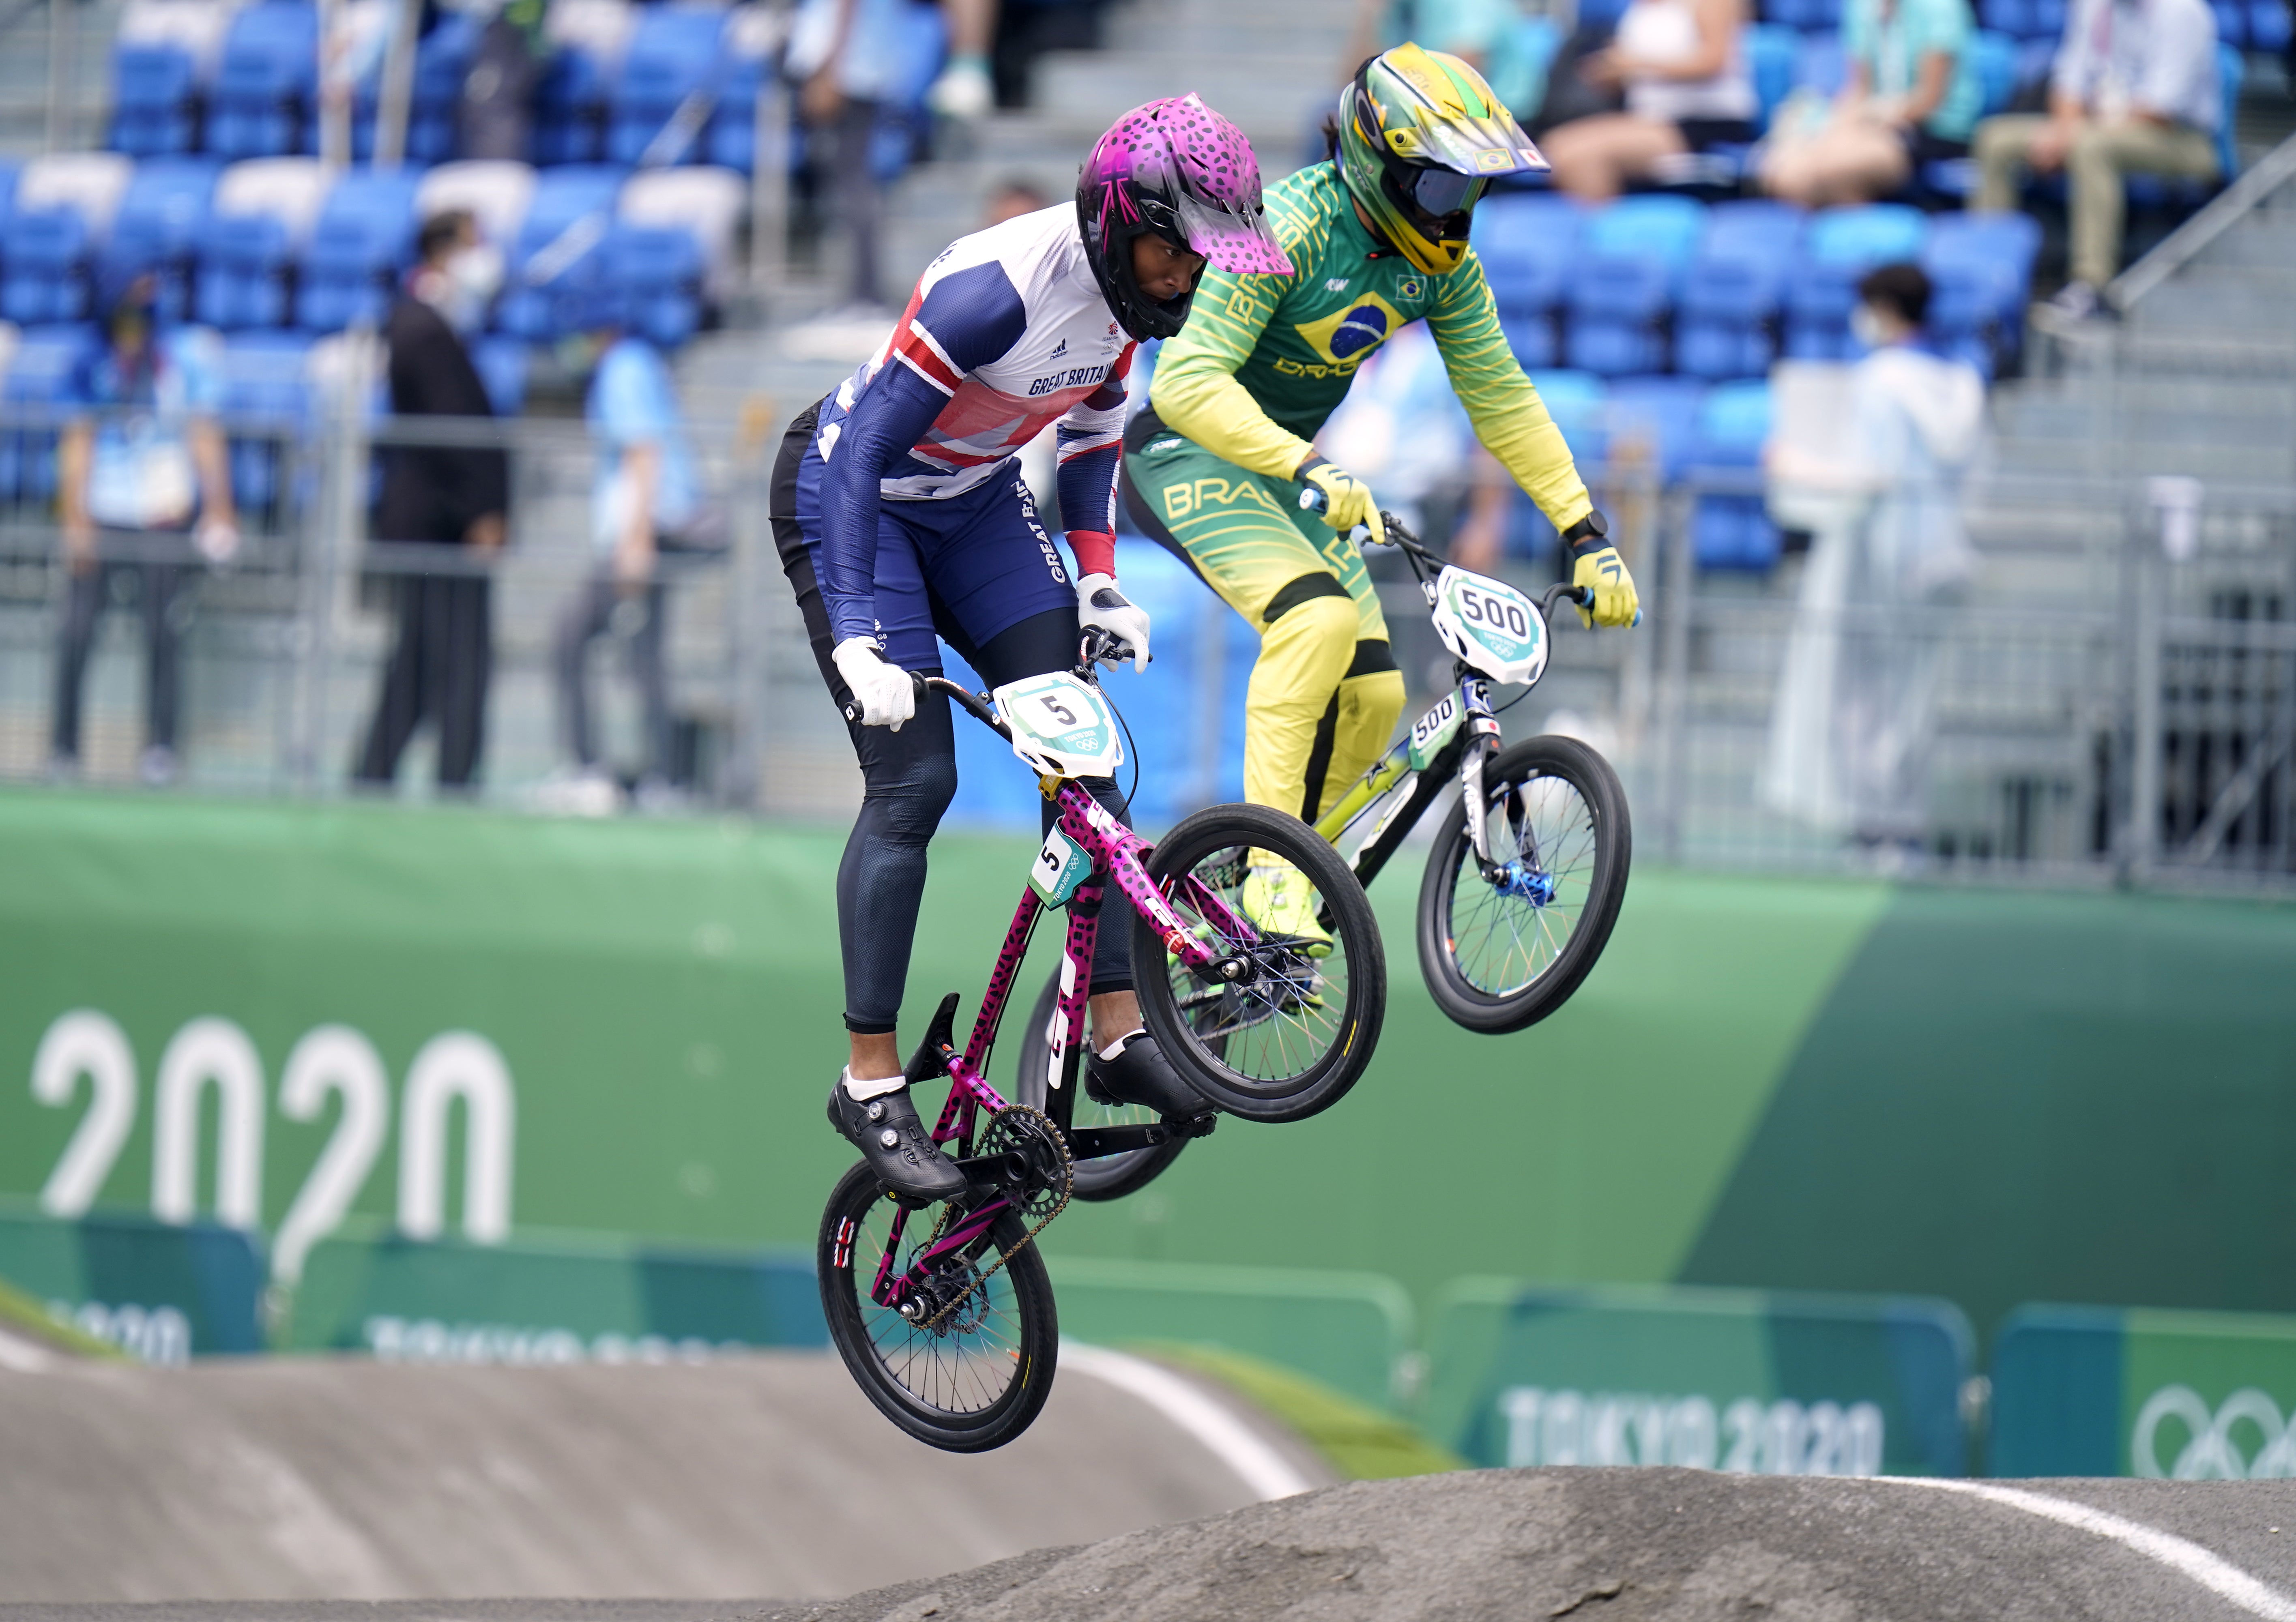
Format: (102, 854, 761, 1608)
(356, 208, 509, 791)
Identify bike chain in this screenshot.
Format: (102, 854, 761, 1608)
(918, 1104, 1072, 1333)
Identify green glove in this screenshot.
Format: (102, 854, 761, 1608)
(1298, 456, 1386, 548)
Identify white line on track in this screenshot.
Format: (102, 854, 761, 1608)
(1060, 1340, 1316, 1502)
(1892, 1477, 2296, 1621)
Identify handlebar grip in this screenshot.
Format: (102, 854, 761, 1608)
(1298, 484, 1328, 515)
(840, 669, 934, 725)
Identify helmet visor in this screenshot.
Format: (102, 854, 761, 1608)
(1173, 189, 1294, 277)
(1406, 164, 1485, 219)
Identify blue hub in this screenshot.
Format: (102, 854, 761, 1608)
(1490, 859, 1557, 907)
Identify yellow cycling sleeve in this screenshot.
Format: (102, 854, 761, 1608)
(1428, 252, 1595, 532)
(1148, 273, 1317, 481)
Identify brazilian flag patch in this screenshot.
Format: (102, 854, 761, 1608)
(1292, 293, 1408, 369)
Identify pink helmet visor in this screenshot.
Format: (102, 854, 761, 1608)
(1086, 93, 1293, 277)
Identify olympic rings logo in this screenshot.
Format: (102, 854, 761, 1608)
(2132, 1385, 2296, 1479)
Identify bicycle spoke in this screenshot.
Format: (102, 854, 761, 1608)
(1446, 771, 1599, 997)
(846, 1190, 1025, 1418)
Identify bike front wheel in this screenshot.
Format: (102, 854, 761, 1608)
(1012, 972, 1189, 1201)
(1134, 801, 1385, 1123)
(1417, 734, 1631, 1035)
(816, 1161, 1058, 1453)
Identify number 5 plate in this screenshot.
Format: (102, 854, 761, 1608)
(993, 672, 1124, 779)
(1431, 565, 1548, 686)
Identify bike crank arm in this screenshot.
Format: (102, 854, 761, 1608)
(1067, 1116, 1217, 1161)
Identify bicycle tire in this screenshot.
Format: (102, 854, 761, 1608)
(1012, 972, 1189, 1201)
(1417, 734, 1631, 1034)
(1133, 801, 1385, 1123)
(816, 1160, 1059, 1453)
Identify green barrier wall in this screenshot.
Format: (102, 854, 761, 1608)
(287, 1227, 824, 1358)
(5, 792, 2296, 1350)
(0, 1204, 264, 1359)
(1047, 1256, 1412, 1412)
(1425, 1281, 1972, 1478)
(1992, 1303, 2296, 1478)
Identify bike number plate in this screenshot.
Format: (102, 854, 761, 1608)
(1029, 825, 1094, 906)
(1407, 691, 1464, 770)
(1432, 566, 1548, 686)
(993, 672, 1124, 779)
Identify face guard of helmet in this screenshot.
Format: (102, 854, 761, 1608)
(1338, 43, 1547, 277)
(1078, 92, 1293, 341)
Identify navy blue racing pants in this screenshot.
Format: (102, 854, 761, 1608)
(770, 397, 1134, 1037)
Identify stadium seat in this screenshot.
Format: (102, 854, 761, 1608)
(16, 152, 135, 233)
(3, 155, 134, 327)
(1746, 23, 1800, 128)
(1793, 31, 1847, 98)
(416, 161, 538, 255)
(218, 329, 316, 515)
(352, 10, 479, 163)
(1686, 380, 1778, 571)
(199, 158, 334, 329)
(0, 324, 97, 506)
(1563, 195, 1705, 375)
(619, 167, 746, 297)
(1785, 203, 1928, 359)
(1677, 200, 1802, 380)
(2254, 0, 2292, 51)
(1471, 193, 1582, 369)
(705, 8, 781, 172)
(601, 223, 704, 348)
(470, 335, 530, 416)
(1509, 370, 1608, 556)
(110, 0, 234, 155)
(206, 2, 320, 159)
(2123, 46, 2245, 208)
(535, 0, 635, 165)
(1922, 211, 2040, 378)
(494, 164, 624, 341)
(296, 169, 419, 331)
(1604, 375, 1708, 482)
(607, 6, 728, 167)
(100, 157, 222, 322)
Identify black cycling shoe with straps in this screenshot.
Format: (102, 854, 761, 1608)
(1086, 1031, 1216, 1120)
(827, 1077, 969, 1202)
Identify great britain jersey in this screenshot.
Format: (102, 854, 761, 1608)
(812, 203, 1136, 646)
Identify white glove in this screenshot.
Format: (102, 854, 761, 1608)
(1077, 573, 1150, 673)
(831, 636, 915, 730)
(194, 516, 241, 566)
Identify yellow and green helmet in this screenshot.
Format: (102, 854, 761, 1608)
(1334, 43, 1547, 276)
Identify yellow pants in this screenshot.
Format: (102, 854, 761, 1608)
(1124, 428, 1407, 822)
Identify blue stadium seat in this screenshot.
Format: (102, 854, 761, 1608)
(1508, 371, 1607, 556)
(196, 210, 298, 329)
(1604, 375, 1708, 481)
(218, 330, 313, 513)
(1471, 194, 1582, 369)
(101, 157, 221, 322)
(0, 324, 97, 506)
(2, 211, 96, 325)
(2124, 46, 2245, 208)
(206, 2, 318, 159)
(1564, 195, 1705, 375)
(1765, 0, 1842, 31)
(608, 7, 726, 167)
(1677, 200, 1802, 380)
(110, 43, 201, 155)
(1793, 31, 1847, 97)
(1922, 211, 2040, 378)
(2254, 0, 2292, 51)
(296, 170, 419, 331)
(470, 335, 530, 416)
(1785, 203, 1928, 358)
(1968, 29, 2021, 115)
(602, 223, 704, 348)
(354, 12, 479, 163)
(494, 165, 625, 340)
(783, 2, 947, 186)
(1746, 23, 1800, 127)
(533, 34, 619, 165)
(1686, 380, 1778, 571)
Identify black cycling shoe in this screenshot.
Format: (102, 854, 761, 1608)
(827, 1077, 968, 1202)
(1086, 1032, 1215, 1119)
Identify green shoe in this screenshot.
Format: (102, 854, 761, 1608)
(1238, 855, 1334, 959)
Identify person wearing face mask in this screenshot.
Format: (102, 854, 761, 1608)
(1762, 263, 1985, 863)
(355, 208, 511, 793)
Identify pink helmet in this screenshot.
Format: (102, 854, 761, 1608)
(1077, 93, 1292, 341)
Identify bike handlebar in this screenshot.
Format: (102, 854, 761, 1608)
(842, 629, 1129, 736)
(1301, 485, 1598, 620)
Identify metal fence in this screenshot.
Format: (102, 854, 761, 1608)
(5, 389, 2294, 895)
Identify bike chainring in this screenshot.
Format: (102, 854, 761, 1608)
(918, 1105, 1072, 1333)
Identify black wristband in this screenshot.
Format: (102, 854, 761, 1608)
(1561, 511, 1609, 550)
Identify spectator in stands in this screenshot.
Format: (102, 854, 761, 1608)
(787, 0, 911, 319)
(1539, 0, 1761, 200)
(1761, 0, 1983, 204)
(550, 294, 720, 813)
(928, 0, 997, 118)
(982, 176, 1051, 227)
(1972, 0, 2222, 319)
(461, 0, 548, 162)
(49, 274, 240, 788)
(1763, 264, 1983, 862)
(355, 209, 509, 794)
(1345, 0, 1552, 115)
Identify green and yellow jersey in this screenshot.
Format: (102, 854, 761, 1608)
(1147, 162, 1592, 531)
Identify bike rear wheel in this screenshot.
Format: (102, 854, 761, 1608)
(1134, 802, 1385, 1123)
(816, 1160, 1058, 1453)
(1417, 734, 1631, 1034)
(1012, 972, 1189, 1201)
